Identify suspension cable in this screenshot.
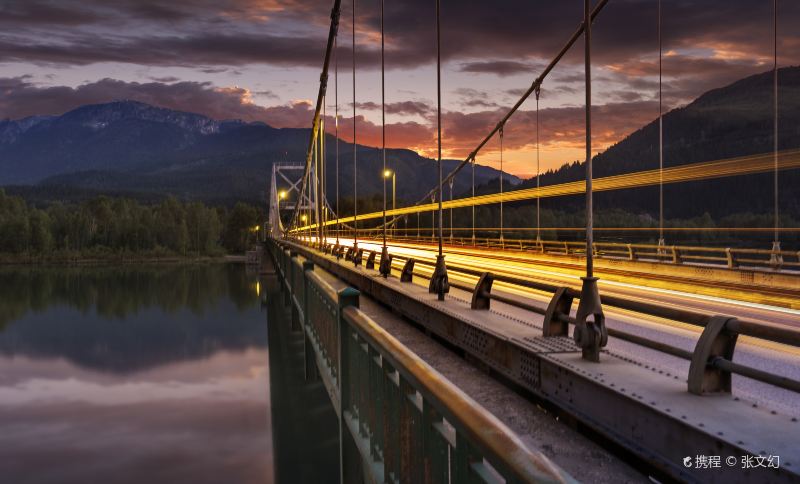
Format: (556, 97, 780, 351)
(385, 0, 610, 229)
(287, 0, 341, 232)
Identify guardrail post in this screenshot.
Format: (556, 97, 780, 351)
(563, 241, 569, 254)
(336, 286, 360, 484)
(543, 287, 573, 337)
(671, 246, 681, 264)
(688, 316, 738, 395)
(627, 243, 636, 261)
(401, 259, 415, 282)
(365, 250, 376, 270)
(284, 250, 295, 306)
(302, 260, 317, 382)
(302, 261, 314, 327)
(470, 272, 493, 310)
(725, 248, 737, 269)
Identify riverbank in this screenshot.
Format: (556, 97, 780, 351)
(0, 249, 244, 266)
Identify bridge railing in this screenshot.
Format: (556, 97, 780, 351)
(304, 238, 800, 397)
(340, 231, 800, 272)
(266, 238, 576, 484)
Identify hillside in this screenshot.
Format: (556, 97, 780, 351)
(0, 101, 517, 205)
(511, 66, 800, 219)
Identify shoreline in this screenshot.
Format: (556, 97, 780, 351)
(0, 254, 246, 266)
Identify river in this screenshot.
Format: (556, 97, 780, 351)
(0, 263, 339, 484)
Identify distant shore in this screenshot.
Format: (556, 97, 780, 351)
(0, 252, 246, 266)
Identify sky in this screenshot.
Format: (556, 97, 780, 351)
(1, 0, 799, 178)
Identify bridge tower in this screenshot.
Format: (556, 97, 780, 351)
(268, 162, 319, 240)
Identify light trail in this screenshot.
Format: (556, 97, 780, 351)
(293, 148, 800, 232)
(324, 237, 800, 357)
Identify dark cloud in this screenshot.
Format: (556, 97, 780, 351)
(459, 61, 535, 75)
(0, 77, 284, 122)
(352, 101, 431, 117)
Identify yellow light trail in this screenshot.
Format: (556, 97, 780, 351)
(292, 148, 800, 232)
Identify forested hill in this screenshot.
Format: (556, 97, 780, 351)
(0, 101, 515, 205)
(513, 66, 800, 219)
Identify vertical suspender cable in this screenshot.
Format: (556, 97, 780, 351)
(335, 37, 340, 245)
(381, 0, 386, 250)
(321, 102, 326, 244)
(436, 0, 443, 258)
(772, 0, 781, 257)
(658, 0, 664, 247)
(352, 0, 358, 254)
(449, 179, 453, 240)
(429, 0, 449, 300)
(536, 87, 541, 242)
(585, 0, 594, 279)
(471, 156, 475, 243)
(379, 0, 391, 277)
(499, 125, 504, 245)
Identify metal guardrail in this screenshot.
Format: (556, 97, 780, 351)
(329, 231, 800, 272)
(314, 239, 800, 396)
(266, 239, 575, 484)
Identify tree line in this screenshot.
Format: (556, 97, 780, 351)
(0, 189, 263, 260)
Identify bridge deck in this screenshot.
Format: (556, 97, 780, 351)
(296, 253, 644, 482)
(288, 243, 799, 482)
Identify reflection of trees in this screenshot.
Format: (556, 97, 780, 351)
(0, 263, 258, 325)
(0, 264, 266, 373)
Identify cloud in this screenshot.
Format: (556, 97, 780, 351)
(459, 61, 536, 76)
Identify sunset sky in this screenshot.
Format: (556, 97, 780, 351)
(1, 0, 799, 178)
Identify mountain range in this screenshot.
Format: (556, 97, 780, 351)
(506, 66, 800, 220)
(1, 67, 799, 220)
(0, 101, 516, 205)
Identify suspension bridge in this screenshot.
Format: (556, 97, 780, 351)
(264, 0, 800, 482)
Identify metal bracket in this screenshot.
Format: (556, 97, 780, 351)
(688, 316, 738, 395)
(428, 255, 450, 301)
(470, 272, 493, 310)
(344, 247, 353, 261)
(400, 258, 415, 282)
(353, 247, 363, 266)
(543, 287, 573, 337)
(573, 277, 607, 362)
(365, 250, 376, 270)
(379, 246, 392, 278)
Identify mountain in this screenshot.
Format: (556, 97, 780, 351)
(0, 100, 517, 205)
(510, 66, 800, 220)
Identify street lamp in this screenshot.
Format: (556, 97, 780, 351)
(279, 190, 287, 200)
(383, 169, 396, 212)
(300, 214, 307, 224)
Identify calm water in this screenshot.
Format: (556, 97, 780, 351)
(0, 263, 338, 484)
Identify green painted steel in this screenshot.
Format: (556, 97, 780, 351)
(266, 238, 575, 484)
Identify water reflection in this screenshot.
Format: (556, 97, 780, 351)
(0, 263, 272, 484)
